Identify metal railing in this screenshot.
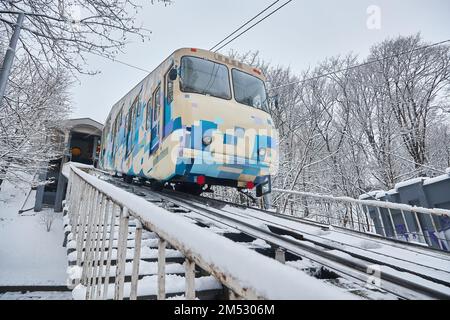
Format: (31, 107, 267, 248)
(271, 188, 450, 251)
(62, 163, 350, 300)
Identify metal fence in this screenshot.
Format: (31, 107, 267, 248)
(62, 163, 346, 300)
(270, 188, 450, 251)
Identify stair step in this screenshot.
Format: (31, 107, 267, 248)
(72, 275, 223, 300)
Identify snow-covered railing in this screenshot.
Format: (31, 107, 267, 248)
(62, 163, 353, 300)
(271, 188, 450, 251)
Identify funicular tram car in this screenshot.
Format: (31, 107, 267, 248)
(99, 48, 278, 197)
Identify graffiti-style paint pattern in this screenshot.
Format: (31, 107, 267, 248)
(99, 48, 278, 188)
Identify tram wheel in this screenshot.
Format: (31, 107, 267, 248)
(150, 180, 164, 191)
(175, 183, 203, 196)
(123, 174, 133, 184)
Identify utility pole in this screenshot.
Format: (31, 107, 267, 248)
(0, 12, 25, 105)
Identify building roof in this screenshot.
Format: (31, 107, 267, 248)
(61, 118, 104, 136)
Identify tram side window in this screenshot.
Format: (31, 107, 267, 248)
(145, 97, 152, 130)
(112, 117, 117, 139)
(166, 68, 174, 104)
(119, 110, 123, 131)
(149, 86, 161, 156)
(101, 127, 107, 158)
(130, 99, 138, 137)
(125, 106, 134, 155)
(134, 96, 140, 117)
(111, 114, 119, 154)
(110, 122, 114, 155)
(154, 86, 161, 122)
(118, 107, 123, 127)
(124, 113, 129, 138)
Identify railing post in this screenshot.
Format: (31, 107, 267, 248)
(114, 206, 129, 300)
(366, 205, 377, 232)
(85, 190, 100, 299)
(376, 207, 387, 237)
(89, 193, 107, 299)
(68, 175, 78, 237)
(130, 220, 142, 300)
(386, 208, 398, 239)
(74, 181, 88, 245)
(76, 186, 93, 282)
(82, 189, 99, 297)
(96, 198, 112, 299)
(359, 204, 371, 232)
(103, 203, 118, 300)
(73, 177, 85, 236)
(275, 247, 286, 264)
(185, 258, 196, 300)
(351, 203, 361, 231)
(158, 238, 167, 300)
(66, 169, 73, 206)
(413, 211, 426, 244)
(428, 212, 443, 250)
(68, 174, 79, 227)
(348, 203, 355, 229)
(399, 209, 410, 240)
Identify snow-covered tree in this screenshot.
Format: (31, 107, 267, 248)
(0, 0, 172, 74)
(224, 34, 450, 228)
(0, 49, 71, 186)
(0, 0, 172, 186)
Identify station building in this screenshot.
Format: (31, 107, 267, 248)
(34, 118, 103, 212)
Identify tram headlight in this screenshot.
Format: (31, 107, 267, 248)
(202, 135, 213, 146)
(258, 148, 266, 157)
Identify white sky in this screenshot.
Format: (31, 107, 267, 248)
(70, 0, 450, 123)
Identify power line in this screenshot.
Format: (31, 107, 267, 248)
(0, 9, 151, 73)
(91, 1, 292, 71)
(269, 39, 450, 90)
(85, 1, 291, 72)
(89, 51, 151, 73)
(213, 0, 294, 53)
(209, 0, 281, 51)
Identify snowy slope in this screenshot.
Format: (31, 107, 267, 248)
(0, 176, 68, 286)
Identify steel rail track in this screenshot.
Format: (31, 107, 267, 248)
(179, 192, 450, 276)
(154, 190, 450, 300)
(269, 212, 450, 260)
(95, 173, 450, 299)
(201, 192, 450, 261)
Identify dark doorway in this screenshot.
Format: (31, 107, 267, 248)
(70, 132, 96, 165)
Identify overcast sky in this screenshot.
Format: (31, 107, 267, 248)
(70, 0, 450, 123)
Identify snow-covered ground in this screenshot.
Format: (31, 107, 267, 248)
(0, 291, 72, 300)
(0, 176, 68, 287)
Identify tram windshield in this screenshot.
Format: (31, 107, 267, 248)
(232, 69, 268, 109)
(180, 56, 231, 100)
